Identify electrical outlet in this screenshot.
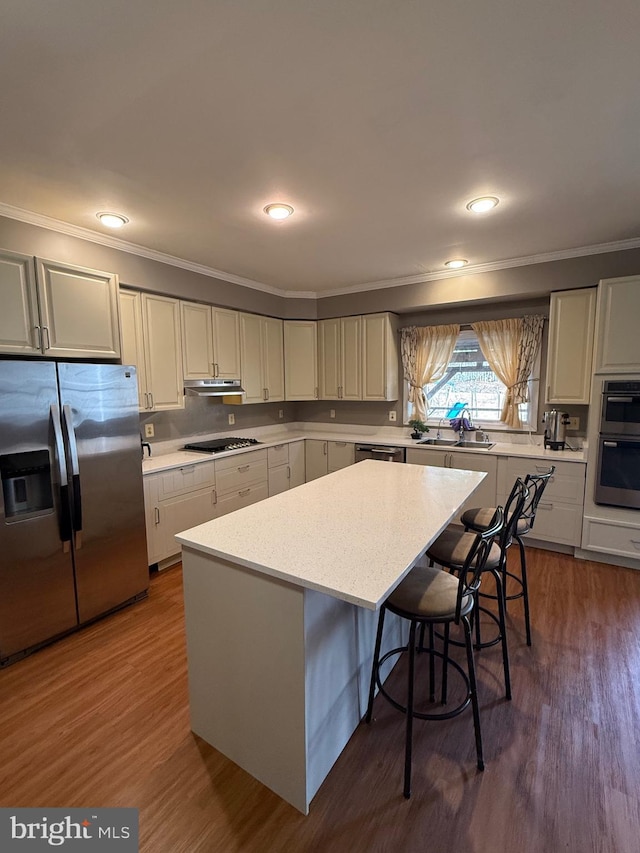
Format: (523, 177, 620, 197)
(144, 423, 154, 438)
(388, 410, 397, 422)
(566, 416, 579, 430)
(228, 413, 235, 425)
(330, 409, 336, 419)
(278, 409, 284, 419)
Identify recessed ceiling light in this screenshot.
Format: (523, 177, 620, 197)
(264, 203, 294, 220)
(97, 212, 129, 228)
(444, 259, 468, 269)
(466, 196, 499, 214)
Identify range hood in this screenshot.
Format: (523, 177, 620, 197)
(184, 378, 245, 397)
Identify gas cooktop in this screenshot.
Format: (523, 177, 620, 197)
(183, 437, 262, 453)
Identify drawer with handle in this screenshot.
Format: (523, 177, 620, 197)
(582, 518, 640, 559)
(157, 460, 216, 499)
(216, 450, 268, 495)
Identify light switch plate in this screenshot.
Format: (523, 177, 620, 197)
(566, 416, 579, 430)
(228, 413, 235, 425)
(144, 423, 154, 438)
(388, 410, 397, 422)
(330, 409, 336, 418)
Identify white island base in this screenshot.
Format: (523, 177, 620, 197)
(178, 461, 486, 814)
(182, 545, 404, 814)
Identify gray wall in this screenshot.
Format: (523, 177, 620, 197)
(317, 248, 640, 318)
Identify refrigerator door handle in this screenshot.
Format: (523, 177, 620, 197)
(62, 404, 83, 549)
(51, 404, 72, 551)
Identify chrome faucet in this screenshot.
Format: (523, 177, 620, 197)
(436, 417, 446, 439)
(458, 408, 471, 440)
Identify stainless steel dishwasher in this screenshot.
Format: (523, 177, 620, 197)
(354, 444, 406, 463)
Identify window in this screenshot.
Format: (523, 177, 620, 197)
(407, 328, 538, 429)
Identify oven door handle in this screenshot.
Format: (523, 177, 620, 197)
(603, 441, 618, 447)
(605, 396, 635, 403)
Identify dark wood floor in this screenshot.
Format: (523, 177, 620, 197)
(1, 547, 639, 852)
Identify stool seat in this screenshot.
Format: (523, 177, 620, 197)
(388, 564, 473, 621)
(461, 506, 529, 536)
(426, 529, 502, 573)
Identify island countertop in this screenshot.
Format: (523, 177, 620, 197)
(176, 459, 486, 610)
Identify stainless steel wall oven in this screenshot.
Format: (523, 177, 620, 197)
(595, 381, 640, 509)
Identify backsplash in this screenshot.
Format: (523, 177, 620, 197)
(139, 395, 297, 444)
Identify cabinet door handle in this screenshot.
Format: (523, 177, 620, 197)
(154, 507, 160, 525)
(237, 464, 250, 473)
(266, 388, 270, 400)
(335, 441, 346, 447)
(274, 444, 284, 450)
(315, 386, 319, 399)
(538, 502, 553, 510)
(34, 325, 42, 351)
(148, 392, 154, 409)
(239, 488, 250, 497)
(212, 489, 217, 505)
(180, 465, 195, 473)
(42, 325, 51, 351)
(214, 362, 219, 377)
(323, 442, 328, 455)
(287, 466, 291, 479)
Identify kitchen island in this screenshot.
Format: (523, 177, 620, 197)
(176, 460, 486, 813)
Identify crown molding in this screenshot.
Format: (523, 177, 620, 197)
(317, 236, 640, 297)
(1, 201, 639, 301)
(0, 202, 321, 299)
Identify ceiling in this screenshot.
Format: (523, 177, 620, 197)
(1, 0, 640, 297)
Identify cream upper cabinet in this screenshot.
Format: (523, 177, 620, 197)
(318, 316, 362, 400)
(0, 250, 120, 359)
(120, 289, 184, 411)
(594, 276, 640, 373)
(362, 312, 399, 401)
(546, 288, 596, 404)
(0, 249, 40, 355)
(239, 313, 284, 403)
(212, 307, 241, 379)
(181, 301, 214, 379)
(181, 302, 241, 380)
(284, 320, 318, 401)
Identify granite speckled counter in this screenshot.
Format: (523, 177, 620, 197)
(177, 460, 486, 813)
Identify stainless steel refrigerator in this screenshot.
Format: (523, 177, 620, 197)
(0, 360, 149, 666)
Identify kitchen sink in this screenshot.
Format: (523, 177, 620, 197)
(417, 438, 458, 446)
(455, 440, 495, 450)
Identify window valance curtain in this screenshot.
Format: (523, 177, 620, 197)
(400, 324, 460, 422)
(472, 315, 544, 428)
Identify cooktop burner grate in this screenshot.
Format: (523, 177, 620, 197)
(183, 437, 262, 453)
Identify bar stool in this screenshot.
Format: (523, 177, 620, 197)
(365, 509, 504, 799)
(460, 466, 555, 646)
(425, 478, 529, 701)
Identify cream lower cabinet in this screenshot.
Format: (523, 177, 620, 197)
(215, 449, 269, 513)
(581, 517, 640, 561)
(546, 288, 596, 404)
(406, 448, 497, 515)
(144, 461, 218, 568)
(284, 320, 318, 400)
(240, 313, 285, 403)
(0, 250, 120, 359)
(267, 441, 306, 496)
(120, 289, 184, 411)
(305, 440, 355, 481)
(594, 276, 640, 373)
(181, 301, 241, 380)
(496, 457, 586, 547)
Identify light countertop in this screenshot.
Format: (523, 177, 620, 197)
(176, 459, 486, 610)
(143, 425, 585, 474)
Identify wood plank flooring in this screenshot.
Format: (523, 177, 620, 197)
(1, 548, 639, 852)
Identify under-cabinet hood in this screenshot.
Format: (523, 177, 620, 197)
(183, 378, 245, 397)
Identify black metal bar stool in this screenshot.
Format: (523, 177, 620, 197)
(460, 466, 555, 646)
(425, 478, 529, 701)
(365, 509, 504, 800)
